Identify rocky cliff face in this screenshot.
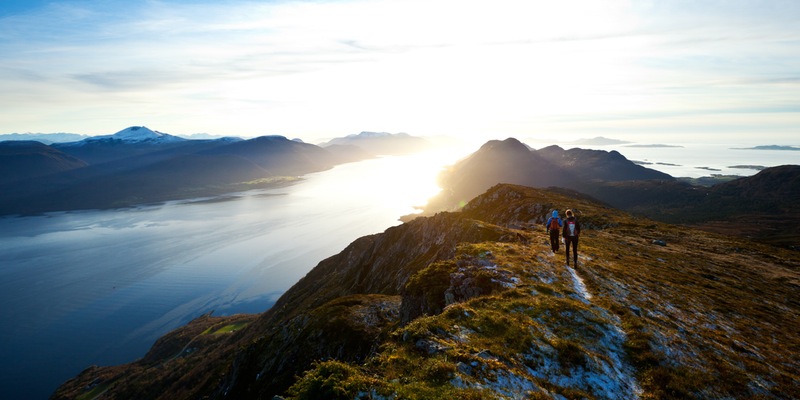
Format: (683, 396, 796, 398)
(54, 184, 800, 399)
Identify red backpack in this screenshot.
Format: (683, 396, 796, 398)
(549, 218, 559, 231)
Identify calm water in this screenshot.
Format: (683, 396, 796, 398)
(0, 143, 795, 399)
(0, 149, 461, 400)
(565, 142, 799, 178)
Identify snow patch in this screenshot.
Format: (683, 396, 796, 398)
(81, 126, 186, 144)
(566, 265, 592, 302)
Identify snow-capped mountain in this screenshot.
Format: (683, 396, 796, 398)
(84, 126, 186, 143)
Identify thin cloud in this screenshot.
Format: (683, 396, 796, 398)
(1, 0, 799, 141)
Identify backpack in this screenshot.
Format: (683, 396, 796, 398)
(549, 218, 559, 231)
(566, 220, 577, 237)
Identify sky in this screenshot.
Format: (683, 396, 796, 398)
(1, 0, 799, 145)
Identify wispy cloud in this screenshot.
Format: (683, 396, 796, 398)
(1, 0, 799, 142)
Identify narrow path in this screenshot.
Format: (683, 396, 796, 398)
(534, 230, 642, 399)
(561, 256, 642, 399)
(565, 264, 592, 302)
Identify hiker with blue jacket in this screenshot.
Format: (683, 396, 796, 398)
(545, 210, 562, 253)
(562, 209, 581, 266)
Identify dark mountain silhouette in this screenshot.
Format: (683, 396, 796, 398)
(422, 138, 800, 248)
(319, 131, 432, 155)
(675, 165, 800, 247)
(0, 132, 369, 216)
(201, 135, 335, 175)
(535, 166, 800, 248)
(0, 141, 87, 184)
(53, 184, 800, 399)
(425, 138, 671, 213)
(536, 145, 671, 182)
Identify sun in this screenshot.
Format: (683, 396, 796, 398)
(345, 146, 473, 217)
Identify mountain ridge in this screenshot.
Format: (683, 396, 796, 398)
(0, 141, 88, 184)
(422, 138, 799, 248)
(0, 128, 439, 216)
(53, 184, 800, 399)
(0, 133, 369, 216)
(424, 138, 672, 215)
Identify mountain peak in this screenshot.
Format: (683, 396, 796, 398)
(478, 137, 531, 153)
(80, 126, 185, 144)
(107, 126, 184, 143)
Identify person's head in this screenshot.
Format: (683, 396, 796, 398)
(565, 209, 574, 217)
(552, 210, 558, 218)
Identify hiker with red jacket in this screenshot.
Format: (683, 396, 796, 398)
(545, 210, 562, 253)
(562, 209, 581, 266)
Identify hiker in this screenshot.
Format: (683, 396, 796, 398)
(545, 210, 562, 253)
(562, 209, 581, 266)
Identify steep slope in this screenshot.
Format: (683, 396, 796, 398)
(0, 141, 87, 184)
(54, 184, 799, 399)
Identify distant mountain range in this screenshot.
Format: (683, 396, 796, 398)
(569, 136, 632, 146)
(732, 145, 800, 151)
(318, 131, 431, 155)
(0, 127, 429, 215)
(0, 132, 90, 144)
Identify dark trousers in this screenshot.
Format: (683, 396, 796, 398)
(565, 236, 578, 265)
(549, 229, 560, 251)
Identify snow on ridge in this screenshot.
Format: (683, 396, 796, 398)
(85, 126, 185, 143)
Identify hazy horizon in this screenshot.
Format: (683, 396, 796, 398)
(2, 1, 799, 145)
